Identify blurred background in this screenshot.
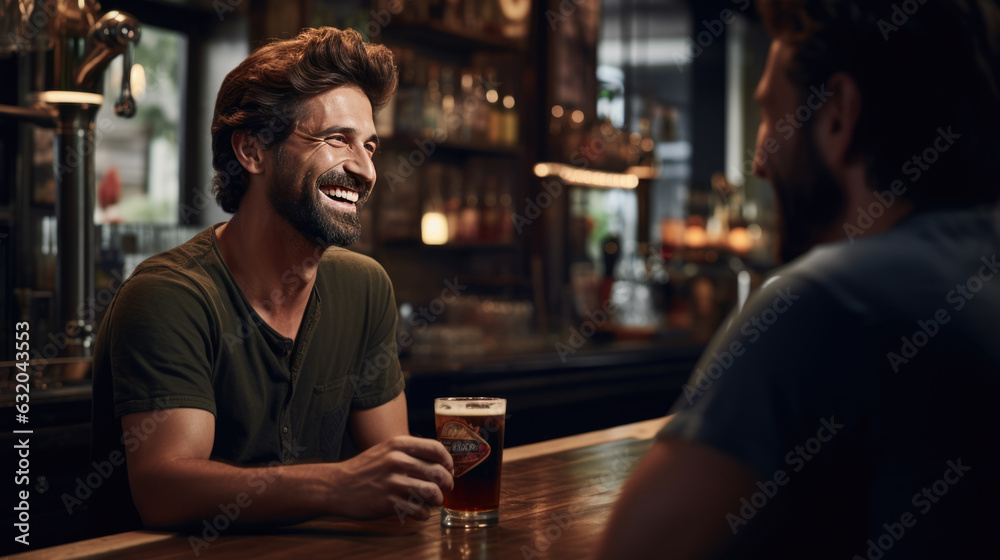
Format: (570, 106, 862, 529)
(1, 0, 778, 550)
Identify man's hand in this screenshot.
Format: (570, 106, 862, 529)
(327, 435, 454, 520)
(123, 406, 454, 528)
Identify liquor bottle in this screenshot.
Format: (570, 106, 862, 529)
(479, 175, 500, 243)
(424, 61, 443, 138)
(458, 173, 480, 244)
(485, 68, 502, 145)
(498, 190, 514, 243)
(421, 164, 449, 245)
(440, 65, 458, 142)
(459, 68, 475, 143)
(501, 90, 518, 146)
(445, 165, 463, 244)
(394, 49, 419, 135)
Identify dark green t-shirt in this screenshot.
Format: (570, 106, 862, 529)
(89, 224, 403, 532)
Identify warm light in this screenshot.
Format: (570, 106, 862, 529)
(37, 91, 104, 105)
(461, 73, 473, 89)
(684, 225, 708, 248)
(486, 89, 499, 103)
(640, 138, 655, 152)
(421, 212, 449, 245)
(728, 227, 753, 253)
(502, 95, 515, 109)
(748, 223, 763, 239)
(131, 63, 147, 99)
(533, 162, 639, 189)
(630, 132, 642, 145)
(625, 166, 657, 179)
(659, 218, 686, 247)
(551, 105, 564, 118)
(570, 110, 584, 123)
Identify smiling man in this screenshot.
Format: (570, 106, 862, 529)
(595, 0, 1000, 558)
(89, 28, 453, 536)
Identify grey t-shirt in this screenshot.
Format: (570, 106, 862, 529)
(89, 225, 404, 532)
(661, 208, 1000, 558)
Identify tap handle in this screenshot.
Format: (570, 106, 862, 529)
(115, 40, 136, 117)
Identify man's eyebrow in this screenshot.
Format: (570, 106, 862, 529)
(315, 125, 380, 147)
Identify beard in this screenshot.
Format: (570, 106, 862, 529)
(267, 147, 370, 248)
(768, 130, 846, 263)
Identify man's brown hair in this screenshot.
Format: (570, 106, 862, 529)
(757, 0, 1000, 208)
(210, 27, 397, 214)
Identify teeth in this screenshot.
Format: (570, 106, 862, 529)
(320, 186, 360, 203)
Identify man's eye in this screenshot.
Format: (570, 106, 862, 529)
(365, 143, 378, 154)
(325, 135, 347, 144)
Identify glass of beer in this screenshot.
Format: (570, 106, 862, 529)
(435, 397, 506, 528)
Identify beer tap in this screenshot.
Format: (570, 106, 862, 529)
(76, 10, 141, 116)
(0, 1, 141, 361)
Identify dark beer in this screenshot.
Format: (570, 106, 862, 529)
(435, 397, 506, 527)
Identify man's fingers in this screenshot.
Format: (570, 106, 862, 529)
(390, 436, 454, 472)
(390, 454, 454, 494)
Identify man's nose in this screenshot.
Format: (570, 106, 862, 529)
(752, 150, 769, 180)
(344, 150, 376, 187)
(752, 126, 770, 180)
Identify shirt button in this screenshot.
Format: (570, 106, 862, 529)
(282, 426, 289, 434)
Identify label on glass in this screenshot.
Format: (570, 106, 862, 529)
(439, 420, 491, 477)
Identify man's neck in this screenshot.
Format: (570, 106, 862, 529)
(215, 205, 323, 334)
(833, 162, 915, 241)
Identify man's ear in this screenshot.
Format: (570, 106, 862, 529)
(232, 130, 266, 175)
(814, 72, 862, 169)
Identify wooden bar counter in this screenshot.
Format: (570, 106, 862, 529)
(11, 417, 669, 560)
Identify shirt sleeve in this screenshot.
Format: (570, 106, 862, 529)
(659, 273, 868, 479)
(107, 269, 217, 418)
(351, 261, 405, 409)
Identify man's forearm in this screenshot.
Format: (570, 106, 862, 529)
(131, 458, 334, 528)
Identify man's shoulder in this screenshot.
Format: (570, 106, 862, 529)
(320, 246, 384, 269)
(775, 208, 1000, 315)
(319, 247, 391, 284)
(118, 226, 222, 301)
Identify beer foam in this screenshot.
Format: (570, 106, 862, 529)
(435, 399, 506, 415)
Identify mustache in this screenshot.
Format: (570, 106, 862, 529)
(316, 169, 362, 190)
(315, 169, 371, 206)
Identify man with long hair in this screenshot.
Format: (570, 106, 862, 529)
(90, 28, 453, 535)
(596, 1, 1000, 557)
